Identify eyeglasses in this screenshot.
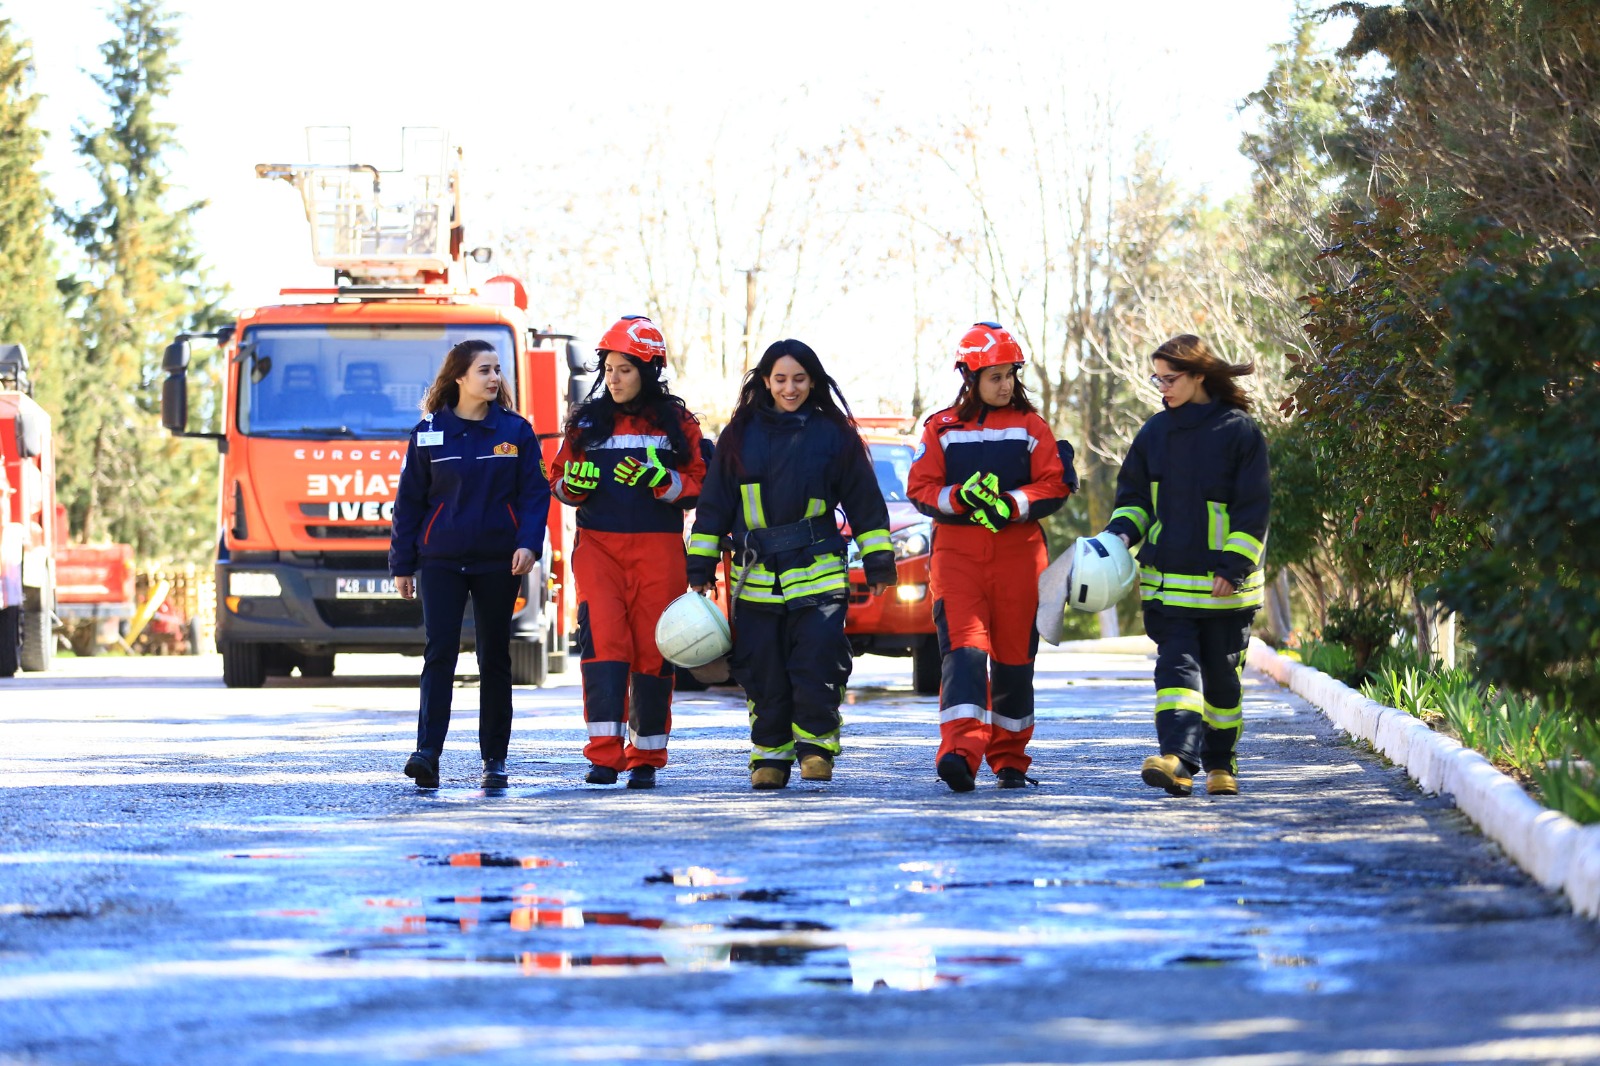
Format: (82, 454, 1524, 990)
(1150, 372, 1184, 389)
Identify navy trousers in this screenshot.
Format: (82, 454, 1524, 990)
(416, 567, 520, 759)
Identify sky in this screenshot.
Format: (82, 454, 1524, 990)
(4, 0, 1321, 383)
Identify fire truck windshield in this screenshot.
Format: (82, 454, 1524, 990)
(236, 324, 517, 439)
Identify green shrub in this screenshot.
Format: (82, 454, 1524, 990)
(1324, 600, 1401, 677)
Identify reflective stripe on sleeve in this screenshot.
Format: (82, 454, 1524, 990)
(1007, 490, 1029, 522)
(1224, 530, 1265, 566)
(1110, 506, 1150, 537)
(854, 528, 892, 556)
(688, 533, 721, 558)
(659, 469, 684, 503)
(937, 485, 959, 515)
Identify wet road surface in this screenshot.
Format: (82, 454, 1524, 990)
(3, 650, 1600, 1064)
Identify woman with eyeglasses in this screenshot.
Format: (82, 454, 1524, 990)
(1103, 334, 1270, 799)
(906, 323, 1070, 793)
(686, 339, 895, 790)
(551, 316, 706, 790)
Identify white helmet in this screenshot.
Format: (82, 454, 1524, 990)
(656, 592, 733, 668)
(1067, 532, 1137, 613)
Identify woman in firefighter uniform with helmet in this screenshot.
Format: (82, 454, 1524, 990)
(551, 315, 706, 790)
(1104, 333, 1270, 798)
(908, 322, 1071, 792)
(390, 339, 550, 790)
(686, 338, 895, 790)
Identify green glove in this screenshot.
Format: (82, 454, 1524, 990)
(958, 471, 1011, 520)
(564, 459, 601, 493)
(613, 446, 669, 490)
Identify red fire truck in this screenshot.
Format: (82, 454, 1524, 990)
(159, 128, 572, 688)
(0, 344, 57, 677)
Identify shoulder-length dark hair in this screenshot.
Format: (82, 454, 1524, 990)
(1151, 334, 1255, 411)
(562, 352, 696, 459)
(421, 339, 513, 414)
(720, 339, 863, 454)
(949, 363, 1039, 422)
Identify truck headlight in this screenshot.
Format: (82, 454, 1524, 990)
(228, 571, 282, 597)
(891, 522, 932, 560)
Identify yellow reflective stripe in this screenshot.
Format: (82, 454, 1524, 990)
(737, 587, 786, 604)
(750, 741, 796, 764)
(1110, 506, 1150, 537)
(688, 533, 721, 558)
(1203, 702, 1243, 728)
(793, 724, 841, 753)
(782, 573, 849, 599)
(804, 497, 828, 518)
(1225, 531, 1265, 565)
(741, 484, 768, 529)
(731, 564, 777, 587)
(1155, 687, 1204, 713)
(1147, 587, 1265, 610)
(776, 554, 844, 584)
(854, 527, 891, 555)
(1206, 501, 1228, 551)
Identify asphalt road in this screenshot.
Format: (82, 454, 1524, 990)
(2, 648, 1599, 1065)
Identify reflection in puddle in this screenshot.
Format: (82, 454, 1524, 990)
(644, 866, 745, 887)
(411, 853, 566, 869)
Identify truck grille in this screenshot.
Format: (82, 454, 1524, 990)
(849, 582, 871, 605)
(307, 524, 392, 539)
(314, 599, 423, 628)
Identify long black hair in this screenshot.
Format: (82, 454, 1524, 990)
(721, 338, 862, 452)
(562, 352, 696, 459)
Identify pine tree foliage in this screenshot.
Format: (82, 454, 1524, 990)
(0, 19, 69, 400)
(58, 0, 226, 561)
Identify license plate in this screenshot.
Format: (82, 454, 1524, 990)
(335, 576, 400, 599)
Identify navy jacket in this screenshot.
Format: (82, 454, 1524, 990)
(550, 409, 706, 533)
(687, 404, 895, 609)
(1105, 400, 1270, 614)
(389, 403, 551, 575)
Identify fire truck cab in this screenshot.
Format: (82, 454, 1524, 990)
(160, 129, 572, 688)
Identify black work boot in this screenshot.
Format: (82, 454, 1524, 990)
(626, 765, 657, 790)
(481, 758, 509, 789)
(937, 753, 976, 793)
(404, 751, 440, 789)
(996, 767, 1037, 789)
(585, 765, 619, 785)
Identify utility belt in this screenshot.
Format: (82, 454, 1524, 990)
(740, 515, 838, 556)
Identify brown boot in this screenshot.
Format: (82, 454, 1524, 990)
(1206, 769, 1239, 796)
(1140, 754, 1194, 797)
(751, 766, 789, 790)
(800, 755, 833, 781)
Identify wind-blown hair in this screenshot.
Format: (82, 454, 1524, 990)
(1151, 334, 1255, 412)
(720, 339, 864, 458)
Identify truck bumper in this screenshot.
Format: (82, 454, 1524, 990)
(216, 559, 547, 655)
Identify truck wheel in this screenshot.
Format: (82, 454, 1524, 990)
(222, 641, 267, 688)
(20, 595, 52, 673)
(0, 606, 19, 678)
(299, 653, 335, 678)
(510, 638, 547, 687)
(912, 636, 942, 696)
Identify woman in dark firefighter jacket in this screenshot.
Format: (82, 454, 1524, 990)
(1105, 334, 1269, 799)
(907, 322, 1070, 793)
(686, 339, 895, 790)
(390, 339, 551, 790)
(550, 315, 706, 790)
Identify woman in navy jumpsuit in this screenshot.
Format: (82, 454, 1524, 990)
(686, 339, 896, 790)
(389, 339, 551, 790)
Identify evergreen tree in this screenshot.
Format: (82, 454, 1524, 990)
(59, 0, 226, 560)
(0, 19, 69, 398)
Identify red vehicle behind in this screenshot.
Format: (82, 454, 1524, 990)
(845, 420, 939, 694)
(0, 344, 57, 678)
(55, 543, 135, 655)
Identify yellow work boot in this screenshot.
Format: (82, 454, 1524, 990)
(1206, 769, 1239, 796)
(800, 755, 833, 781)
(1141, 754, 1194, 797)
(751, 766, 789, 790)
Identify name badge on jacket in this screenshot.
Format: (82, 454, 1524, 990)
(417, 430, 444, 447)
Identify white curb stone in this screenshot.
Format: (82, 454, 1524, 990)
(1247, 638, 1600, 918)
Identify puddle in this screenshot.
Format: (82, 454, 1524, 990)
(644, 867, 744, 887)
(412, 853, 566, 869)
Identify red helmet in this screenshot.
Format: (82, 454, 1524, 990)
(597, 315, 667, 364)
(955, 321, 1025, 373)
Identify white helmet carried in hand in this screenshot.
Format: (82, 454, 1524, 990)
(656, 592, 733, 668)
(1068, 532, 1137, 614)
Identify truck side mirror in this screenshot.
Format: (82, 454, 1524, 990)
(161, 339, 189, 432)
(565, 340, 592, 374)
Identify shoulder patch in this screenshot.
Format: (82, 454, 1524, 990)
(913, 440, 926, 462)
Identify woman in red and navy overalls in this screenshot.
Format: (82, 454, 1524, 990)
(551, 316, 706, 790)
(907, 322, 1070, 792)
(390, 339, 551, 790)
